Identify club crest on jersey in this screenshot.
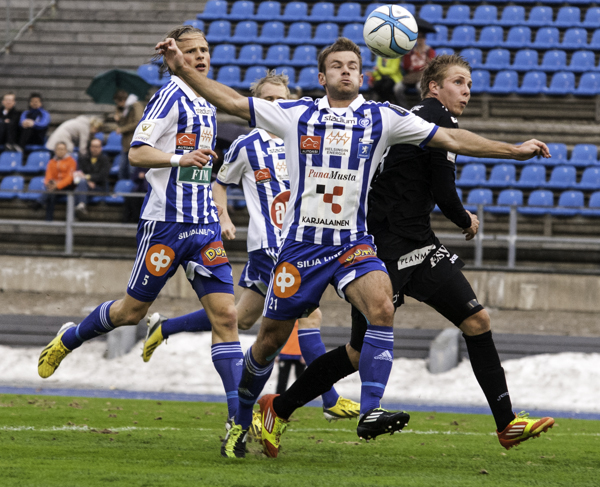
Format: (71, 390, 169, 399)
(145, 244, 175, 277)
(273, 262, 301, 298)
(338, 244, 377, 267)
(300, 135, 321, 154)
(201, 241, 228, 266)
(358, 118, 371, 127)
(254, 168, 272, 184)
(176, 133, 197, 151)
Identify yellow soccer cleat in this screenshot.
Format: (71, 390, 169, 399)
(323, 396, 361, 422)
(258, 394, 288, 458)
(142, 313, 167, 362)
(497, 411, 555, 450)
(38, 322, 76, 378)
(221, 421, 248, 459)
(248, 410, 262, 441)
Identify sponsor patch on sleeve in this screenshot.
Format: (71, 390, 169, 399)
(132, 121, 156, 143)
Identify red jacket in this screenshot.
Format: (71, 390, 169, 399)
(44, 155, 77, 190)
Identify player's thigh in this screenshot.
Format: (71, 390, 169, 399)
(298, 308, 322, 329)
(344, 270, 394, 327)
(109, 293, 153, 327)
(236, 288, 265, 331)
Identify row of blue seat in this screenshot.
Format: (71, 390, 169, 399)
(457, 164, 600, 190)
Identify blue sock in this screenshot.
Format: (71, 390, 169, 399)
(211, 342, 244, 419)
(235, 347, 274, 429)
(161, 309, 212, 338)
(297, 329, 340, 409)
(61, 301, 116, 351)
(359, 324, 394, 414)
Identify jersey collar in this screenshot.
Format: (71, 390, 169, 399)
(317, 94, 365, 113)
(172, 75, 205, 102)
(257, 128, 283, 144)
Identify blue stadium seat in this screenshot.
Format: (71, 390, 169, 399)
(518, 189, 554, 216)
(550, 190, 584, 217)
(460, 49, 482, 69)
(0, 151, 23, 173)
(231, 21, 258, 44)
(254, 1, 281, 21)
(257, 21, 285, 44)
(228, 1, 254, 20)
(503, 27, 531, 49)
(483, 49, 510, 71)
(577, 167, 600, 190)
(487, 189, 524, 214)
(236, 45, 264, 67)
(210, 44, 236, 66)
(137, 64, 166, 86)
(399, 4, 416, 16)
(498, 6, 525, 27)
(571, 145, 598, 168)
(205, 20, 231, 44)
(515, 165, 546, 188)
(360, 69, 370, 93)
(568, 50, 595, 73)
(540, 50, 567, 72)
(241, 66, 268, 90)
(20, 151, 50, 174)
(561, 28, 588, 50)
(527, 6, 553, 28)
(17, 176, 45, 201)
(216, 65, 241, 89)
(197, 0, 228, 21)
(281, 2, 309, 22)
(583, 7, 600, 29)
(470, 5, 497, 26)
(575, 72, 600, 97)
(296, 67, 320, 91)
(532, 27, 559, 49)
(419, 4, 443, 24)
(102, 131, 122, 154)
(476, 26, 504, 49)
(264, 45, 291, 66)
(512, 49, 538, 71)
(489, 70, 518, 95)
(426, 25, 448, 48)
(312, 22, 338, 45)
(464, 188, 493, 213)
(441, 5, 471, 25)
(456, 163, 486, 188)
(590, 30, 600, 51)
(554, 7, 581, 28)
(484, 164, 516, 188)
(537, 143, 568, 166)
(546, 71, 575, 96)
(360, 45, 375, 69)
(274, 66, 296, 83)
(0, 175, 24, 199)
(109, 153, 122, 177)
(285, 22, 312, 45)
(447, 25, 476, 49)
(309, 2, 335, 22)
(335, 3, 363, 23)
(105, 179, 135, 206)
(582, 191, 600, 218)
(341, 23, 365, 46)
(435, 47, 455, 57)
(470, 70, 490, 94)
(183, 19, 205, 31)
(517, 71, 547, 95)
(364, 4, 386, 19)
(290, 45, 318, 67)
(546, 165, 577, 189)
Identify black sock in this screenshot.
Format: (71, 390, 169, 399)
(463, 331, 514, 431)
(273, 345, 356, 420)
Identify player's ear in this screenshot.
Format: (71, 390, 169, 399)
(428, 80, 439, 96)
(318, 72, 326, 88)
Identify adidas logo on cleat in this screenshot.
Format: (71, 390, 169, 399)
(374, 350, 393, 362)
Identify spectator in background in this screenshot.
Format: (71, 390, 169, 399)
(123, 166, 148, 223)
(45, 115, 103, 157)
(368, 56, 402, 104)
(74, 138, 111, 219)
(19, 93, 51, 151)
(114, 89, 145, 180)
(38, 142, 77, 221)
(0, 92, 21, 151)
(394, 32, 436, 108)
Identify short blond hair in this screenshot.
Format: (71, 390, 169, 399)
(250, 71, 290, 99)
(152, 25, 207, 75)
(420, 54, 471, 98)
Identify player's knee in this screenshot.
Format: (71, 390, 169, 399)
(365, 298, 395, 327)
(212, 305, 238, 331)
(461, 309, 491, 336)
(114, 308, 146, 327)
(237, 314, 257, 331)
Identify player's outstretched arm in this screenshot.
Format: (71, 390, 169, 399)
(156, 38, 250, 121)
(428, 127, 551, 162)
(129, 145, 217, 168)
(212, 182, 236, 240)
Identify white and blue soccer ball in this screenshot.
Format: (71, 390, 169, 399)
(363, 5, 419, 59)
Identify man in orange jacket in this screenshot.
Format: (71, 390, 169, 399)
(39, 141, 77, 221)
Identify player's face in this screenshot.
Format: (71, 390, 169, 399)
(319, 51, 363, 101)
(177, 34, 210, 76)
(433, 66, 471, 117)
(259, 82, 288, 102)
(2, 94, 15, 110)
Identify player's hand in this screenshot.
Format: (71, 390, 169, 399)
(155, 38, 185, 73)
(179, 149, 218, 169)
(513, 139, 551, 161)
(220, 220, 236, 240)
(462, 210, 479, 241)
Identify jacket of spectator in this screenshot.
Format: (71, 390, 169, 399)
(45, 154, 77, 190)
(19, 107, 50, 132)
(77, 151, 111, 187)
(45, 115, 102, 156)
(117, 95, 145, 152)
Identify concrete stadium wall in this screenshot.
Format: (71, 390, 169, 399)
(1, 256, 599, 313)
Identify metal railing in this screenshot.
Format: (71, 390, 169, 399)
(3, 0, 56, 55)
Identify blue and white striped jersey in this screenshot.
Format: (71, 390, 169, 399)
(216, 128, 289, 252)
(248, 94, 438, 246)
(131, 76, 218, 224)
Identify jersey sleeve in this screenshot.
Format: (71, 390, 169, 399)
(216, 135, 249, 186)
(249, 97, 304, 139)
(383, 104, 439, 148)
(130, 91, 177, 148)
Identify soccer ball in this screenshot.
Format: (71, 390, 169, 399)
(363, 5, 419, 59)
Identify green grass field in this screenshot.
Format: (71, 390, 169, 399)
(0, 394, 598, 487)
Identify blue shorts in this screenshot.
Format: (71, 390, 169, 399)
(127, 220, 234, 303)
(238, 247, 279, 297)
(263, 236, 388, 321)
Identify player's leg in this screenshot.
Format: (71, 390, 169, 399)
(236, 288, 265, 330)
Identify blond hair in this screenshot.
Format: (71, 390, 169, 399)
(152, 25, 207, 75)
(420, 54, 471, 98)
(250, 70, 290, 99)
